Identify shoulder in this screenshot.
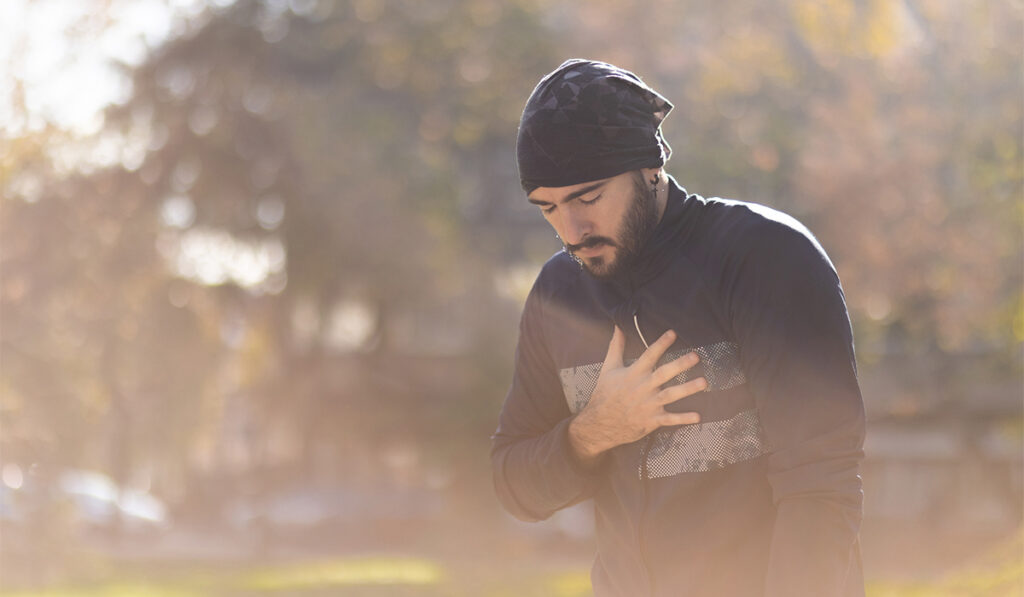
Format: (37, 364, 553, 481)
(531, 249, 583, 298)
(699, 197, 835, 275)
(518, 250, 582, 321)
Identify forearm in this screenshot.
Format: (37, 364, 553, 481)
(491, 417, 604, 522)
(762, 431, 865, 596)
(764, 491, 864, 597)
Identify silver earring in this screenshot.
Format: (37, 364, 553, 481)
(557, 234, 584, 267)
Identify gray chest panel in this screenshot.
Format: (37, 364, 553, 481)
(558, 341, 767, 477)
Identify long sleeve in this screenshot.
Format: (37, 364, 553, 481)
(724, 221, 866, 597)
(490, 282, 605, 522)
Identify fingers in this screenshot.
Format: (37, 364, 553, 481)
(604, 325, 625, 368)
(657, 411, 701, 427)
(651, 351, 699, 387)
(632, 329, 676, 372)
(655, 377, 707, 405)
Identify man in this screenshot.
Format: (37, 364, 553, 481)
(491, 59, 866, 597)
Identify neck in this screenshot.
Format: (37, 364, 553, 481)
(653, 171, 669, 223)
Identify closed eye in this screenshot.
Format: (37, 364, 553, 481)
(579, 194, 602, 205)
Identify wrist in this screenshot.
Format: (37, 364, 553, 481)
(568, 414, 606, 466)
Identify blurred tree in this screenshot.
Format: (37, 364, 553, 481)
(5, 168, 224, 468)
(93, 0, 557, 499)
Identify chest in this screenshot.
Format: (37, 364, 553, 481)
(544, 260, 747, 419)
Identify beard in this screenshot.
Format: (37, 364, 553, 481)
(567, 171, 660, 280)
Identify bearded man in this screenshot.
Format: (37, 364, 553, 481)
(490, 59, 866, 597)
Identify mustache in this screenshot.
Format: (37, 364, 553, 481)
(565, 236, 616, 253)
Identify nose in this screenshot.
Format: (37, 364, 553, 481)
(558, 207, 591, 246)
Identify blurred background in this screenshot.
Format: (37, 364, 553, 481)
(0, 0, 1021, 595)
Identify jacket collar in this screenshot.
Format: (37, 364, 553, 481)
(632, 175, 694, 286)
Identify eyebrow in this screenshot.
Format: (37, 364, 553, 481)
(527, 180, 608, 206)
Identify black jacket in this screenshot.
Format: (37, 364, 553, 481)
(491, 177, 866, 596)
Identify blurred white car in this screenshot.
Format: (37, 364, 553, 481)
(1, 467, 169, 535)
(57, 469, 169, 532)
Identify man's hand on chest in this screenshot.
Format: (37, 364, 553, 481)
(567, 326, 707, 468)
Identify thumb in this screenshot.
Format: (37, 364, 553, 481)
(604, 326, 625, 368)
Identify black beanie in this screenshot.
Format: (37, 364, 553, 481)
(516, 59, 673, 194)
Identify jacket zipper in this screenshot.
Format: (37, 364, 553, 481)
(633, 309, 656, 596)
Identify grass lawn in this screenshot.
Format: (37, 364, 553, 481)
(1, 530, 1020, 597)
(0, 554, 594, 597)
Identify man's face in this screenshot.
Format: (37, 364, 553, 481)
(528, 170, 659, 279)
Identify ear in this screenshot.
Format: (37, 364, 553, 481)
(641, 167, 663, 186)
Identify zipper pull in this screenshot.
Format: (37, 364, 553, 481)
(632, 308, 650, 349)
